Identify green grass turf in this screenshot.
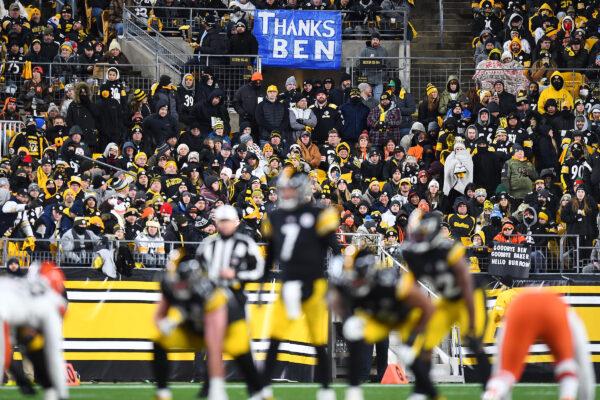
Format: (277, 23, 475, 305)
(0, 383, 596, 400)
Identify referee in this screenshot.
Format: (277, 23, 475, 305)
(195, 205, 265, 399)
(196, 204, 265, 301)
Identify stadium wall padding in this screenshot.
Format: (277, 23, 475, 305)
(59, 271, 320, 382)
(40, 270, 600, 382)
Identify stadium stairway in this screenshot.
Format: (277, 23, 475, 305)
(408, 0, 473, 98)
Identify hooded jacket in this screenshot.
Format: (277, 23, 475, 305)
(438, 75, 461, 115)
(537, 72, 574, 114)
(255, 95, 289, 141)
(142, 99, 179, 147)
(501, 155, 537, 200)
(193, 88, 231, 135)
(66, 82, 98, 148)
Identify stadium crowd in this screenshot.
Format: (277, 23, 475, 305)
(0, 0, 598, 275)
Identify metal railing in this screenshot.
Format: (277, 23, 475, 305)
(0, 120, 24, 157)
(123, 9, 188, 76)
(438, 0, 444, 47)
(125, 6, 409, 40)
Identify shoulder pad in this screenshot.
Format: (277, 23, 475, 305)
(316, 206, 339, 236)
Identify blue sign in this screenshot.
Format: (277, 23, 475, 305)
(253, 10, 342, 70)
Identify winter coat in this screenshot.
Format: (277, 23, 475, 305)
(152, 86, 178, 121)
(472, 146, 503, 194)
(311, 102, 343, 144)
(356, 42, 389, 85)
(255, 97, 289, 141)
(297, 138, 321, 168)
(142, 102, 179, 147)
(537, 72, 574, 114)
(289, 107, 317, 142)
(233, 83, 264, 124)
(66, 82, 98, 148)
(438, 75, 462, 115)
(193, 89, 231, 135)
(197, 26, 230, 66)
(501, 156, 538, 200)
(95, 95, 125, 150)
(341, 99, 370, 142)
(561, 197, 598, 237)
(367, 104, 402, 146)
(229, 31, 258, 55)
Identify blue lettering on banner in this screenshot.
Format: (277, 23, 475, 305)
(253, 10, 342, 70)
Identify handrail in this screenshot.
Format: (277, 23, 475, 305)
(439, 0, 444, 47)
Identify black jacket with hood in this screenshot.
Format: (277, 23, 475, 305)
(192, 89, 231, 135)
(142, 99, 179, 148)
(66, 82, 98, 149)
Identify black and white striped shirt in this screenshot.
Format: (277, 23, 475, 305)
(196, 232, 265, 284)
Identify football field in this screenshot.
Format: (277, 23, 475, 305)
(1, 383, 598, 400)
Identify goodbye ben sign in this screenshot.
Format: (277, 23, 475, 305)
(253, 10, 342, 69)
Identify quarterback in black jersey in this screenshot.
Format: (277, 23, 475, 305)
(401, 211, 491, 391)
(151, 249, 263, 400)
(260, 168, 342, 400)
(330, 246, 435, 400)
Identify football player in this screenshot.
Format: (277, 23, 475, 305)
(330, 246, 435, 400)
(260, 168, 342, 400)
(152, 249, 263, 400)
(401, 211, 491, 395)
(0, 261, 68, 400)
(483, 289, 595, 400)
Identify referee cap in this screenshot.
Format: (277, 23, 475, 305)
(214, 205, 239, 221)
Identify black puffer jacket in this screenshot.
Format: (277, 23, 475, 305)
(255, 97, 289, 141)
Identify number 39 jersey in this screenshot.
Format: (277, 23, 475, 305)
(401, 241, 466, 301)
(261, 204, 340, 282)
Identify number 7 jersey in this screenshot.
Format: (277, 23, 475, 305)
(261, 204, 340, 282)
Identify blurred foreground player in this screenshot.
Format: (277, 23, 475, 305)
(0, 261, 68, 400)
(330, 246, 435, 400)
(401, 210, 491, 398)
(482, 289, 595, 400)
(260, 168, 343, 400)
(152, 249, 263, 400)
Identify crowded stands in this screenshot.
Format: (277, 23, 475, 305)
(0, 0, 597, 277)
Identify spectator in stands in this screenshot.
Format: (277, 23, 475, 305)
(493, 220, 526, 244)
(195, 13, 230, 66)
(491, 80, 516, 117)
(537, 72, 574, 114)
(418, 83, 440, 127)
(357, 32, 389, 100)
(60, 216, 100, 264)
(102, 40, 131, 74)
(108, 0, 125, 38)
(228, 19, 258, 55)
(341, 88, 370, 146)
(66, 83, 98, 150)
(289, 94, 317, 143)
(20, 66, 51, 113)
(367, 93, 401, 146)
(193, 88, 230, 135)
(135, 219, 166, 266)
(438, 75, 462, 116)
(311, 89, 343, 144)
(143, 100, 179, 149)
(255, 85, 289, 144)
(559, 37, 588, 69)
(443, 140, 473, 206)
(329, 73, 352, 107)
(233, 72, 264, 138)
(358, 82, 378, 109)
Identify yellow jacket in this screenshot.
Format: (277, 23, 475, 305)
(537, 72, 574, 114)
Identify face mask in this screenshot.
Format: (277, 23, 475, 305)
(74, 225, 86, 234)
(551, 78, 563, 90)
